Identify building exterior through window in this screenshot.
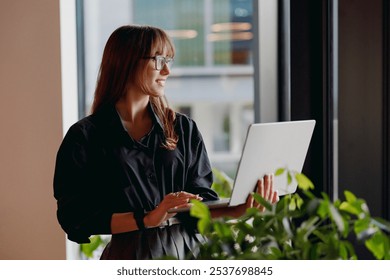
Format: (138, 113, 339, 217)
(82, 0, 255, 177)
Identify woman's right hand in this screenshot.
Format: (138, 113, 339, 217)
(143, 191, 202, 228)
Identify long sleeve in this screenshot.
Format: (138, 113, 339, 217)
(53, 123, 113, 244)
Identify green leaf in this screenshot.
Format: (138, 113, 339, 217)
(365, 232, 386, 259)
(212, 168, 233, 184)
(268, 247, 283, 259)
(236, 220, 255, 235)
(80, 235, 103, 258)
(190, 199, 211, 220)
(287, 172, 292, 185)
(312, 230, 328, 243)
(295, 195, 304, 209)
(211, 182, 231, 198)
(298, 216, 320, 240)
(211, 168, 233, 198)
(339, 201, 360, 215)
(339, 242, 348, 260)
(197, 218, 211, 235)
(295, 173, 315, 190)
(343, 241, 357, 260)
(190, 200, 212, 235)
(213, 222, 232, 238)
(245, 207, 259, 216)
(317, 200, 329, 219)
(340, 198, 370, 218)
(339, 241, 356, 260)
(252, 214, 265, 228)
(253, 193, 273, 211)
(275, 168, 285, 176)
(344, 190, 357, 203)
(354, 217, 371, 235)
(289, 197, 297, 211)
(321, 192, 330, 201)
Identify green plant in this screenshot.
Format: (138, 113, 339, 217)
(80, 235, 108, 259)
(211, 168, 233, 198)
(190, 168, 390, 259)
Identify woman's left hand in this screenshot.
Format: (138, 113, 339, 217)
(229, 174, 279, 217)
(250, 173, 279, 211)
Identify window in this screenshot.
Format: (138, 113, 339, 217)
(81, 0, 255, 177)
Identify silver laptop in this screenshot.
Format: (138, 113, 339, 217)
(168, 120, 316, 213)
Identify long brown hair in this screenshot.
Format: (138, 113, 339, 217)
(91, 25, 178, 150)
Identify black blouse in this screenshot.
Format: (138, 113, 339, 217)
(53, 104, 218, 244)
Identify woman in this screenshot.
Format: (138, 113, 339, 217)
(53, 25, 279, 260)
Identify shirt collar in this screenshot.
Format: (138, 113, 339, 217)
(98, 102, 164, 134)
(104, 102, 164, 132)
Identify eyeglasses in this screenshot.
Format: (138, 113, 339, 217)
(144, 55, 174, 71)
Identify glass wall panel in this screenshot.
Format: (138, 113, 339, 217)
(212, 0, 253, 65)
(134, 0, 205, 66)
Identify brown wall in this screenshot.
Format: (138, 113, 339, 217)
(0, 0, 65, 259)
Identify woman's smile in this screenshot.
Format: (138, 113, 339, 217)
(156, 79, 166, 86)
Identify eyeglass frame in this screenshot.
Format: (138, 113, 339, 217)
(143, 55, 174, 71)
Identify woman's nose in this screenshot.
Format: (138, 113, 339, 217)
(160, 63, 170, 75)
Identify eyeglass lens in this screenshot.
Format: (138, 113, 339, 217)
(156, 56, 173, 70)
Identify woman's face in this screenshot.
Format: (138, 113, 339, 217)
(142, 49, 172, 98)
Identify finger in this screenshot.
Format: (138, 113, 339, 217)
(258, 177, 265, 198)
(267, 174, 275, 201)
(168, 192, 179, 198)
(175, 191, 202, 200)
(174, 202, 193, 210)
(246, 194, 254, 208)
(164, 194, 202, 210)
(173, 197, 191, 205)
(252, 180, 260, 208)
(171, 192, 200, 203)
(177, 191, 194, 196)
(167, 192, 193, 201)
(183, 194, 203, 200)
(181, 194, 203, 200)
(255, 200, 265, 212)
(271, 190, 279, 204)
(254, 178, 264, 208)
(264, 174, 271, 202)
(163, 197, 190, 209)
